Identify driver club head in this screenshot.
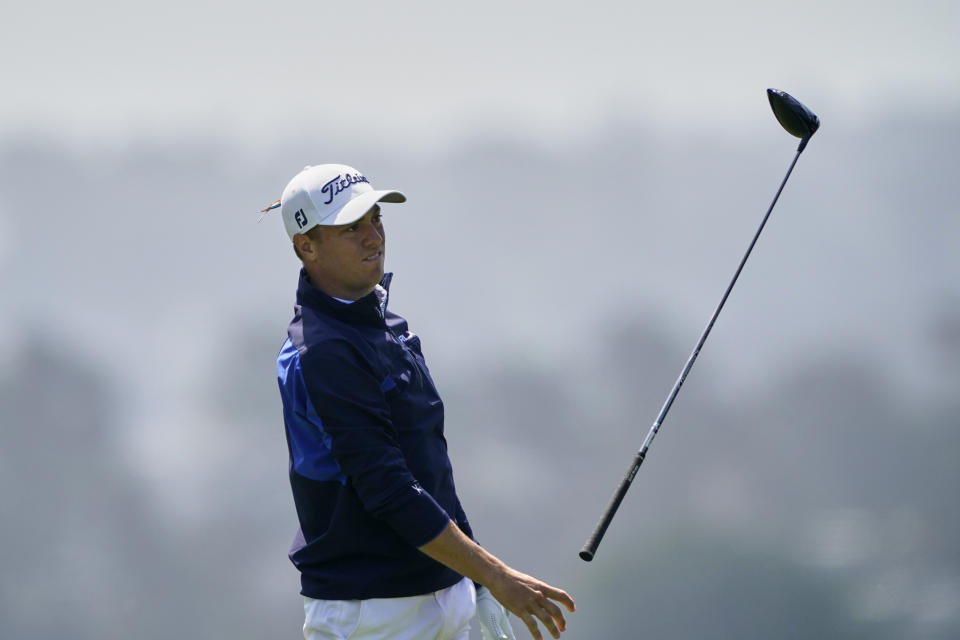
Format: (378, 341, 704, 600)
(767, 89, 820, 142)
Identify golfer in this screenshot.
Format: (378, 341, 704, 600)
(268, 163, 575, 640)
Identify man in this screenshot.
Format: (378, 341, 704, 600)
(267, 164, 575, 640)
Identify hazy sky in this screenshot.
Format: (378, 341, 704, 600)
(4, 0, 958, 147)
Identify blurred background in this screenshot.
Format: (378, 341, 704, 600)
(2, 1, 958, 638)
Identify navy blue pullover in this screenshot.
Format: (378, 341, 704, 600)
(277, 269, 473, 600)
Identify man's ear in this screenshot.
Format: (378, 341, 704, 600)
(293, 232, 319, 261)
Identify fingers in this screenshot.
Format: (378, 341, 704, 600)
(538, 604, 563, 639)
(540, 598, 567, 632)
(538, 584, 576, 612)
(520, 592, 566, 639)
(520, 613, 546, 640)
(491, 572, 575, 639)
(519, 614, 539, 640)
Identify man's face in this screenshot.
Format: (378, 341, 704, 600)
(297, 206, 386, 300)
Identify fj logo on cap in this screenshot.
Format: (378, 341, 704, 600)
(294, 208, 308, 229)
(321, 173, 370, 205)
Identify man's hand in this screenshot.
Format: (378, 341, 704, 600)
(476, 585, 517, 640)
(485, 566, 574, 640)
(418, 521, 575, 640)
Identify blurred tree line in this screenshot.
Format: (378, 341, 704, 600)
(2, 305, 957, 639)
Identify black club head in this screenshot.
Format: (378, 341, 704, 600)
(767, 89, 820, 141)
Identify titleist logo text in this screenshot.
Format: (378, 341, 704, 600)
(321, 173, 369, 205)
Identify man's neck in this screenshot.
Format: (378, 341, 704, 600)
(302, 265, 376, 302)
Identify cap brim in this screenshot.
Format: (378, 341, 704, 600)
(321, 189, 406, 226)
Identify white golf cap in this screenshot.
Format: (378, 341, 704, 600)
(276, 163, 405, 239)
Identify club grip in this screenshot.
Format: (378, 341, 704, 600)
(579, 451, 645, 561)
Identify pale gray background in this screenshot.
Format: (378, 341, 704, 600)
(2, 1, 958, 638)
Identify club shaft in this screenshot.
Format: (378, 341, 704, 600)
(580, 145, 805, 562)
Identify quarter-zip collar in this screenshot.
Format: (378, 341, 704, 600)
(295, 268, 393, 326)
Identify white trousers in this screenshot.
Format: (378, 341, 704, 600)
(303, 577, 476, 640)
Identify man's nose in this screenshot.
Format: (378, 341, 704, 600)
(361, 220, 383, 245)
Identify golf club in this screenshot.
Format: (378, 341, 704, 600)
(579, 88, 820, 562)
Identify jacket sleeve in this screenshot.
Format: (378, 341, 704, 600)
(299, 340, 451, 548)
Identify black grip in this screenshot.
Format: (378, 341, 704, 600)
(579, 451, 645, 561)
